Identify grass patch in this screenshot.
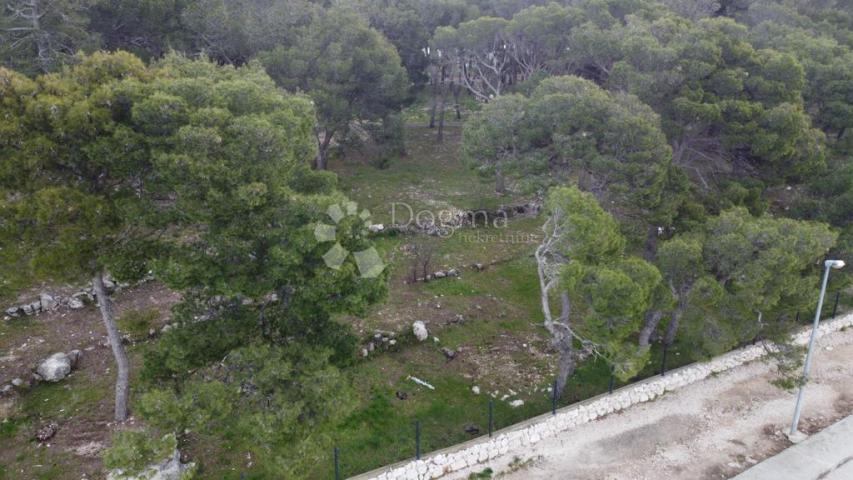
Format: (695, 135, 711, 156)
(118, 308, 160, 340)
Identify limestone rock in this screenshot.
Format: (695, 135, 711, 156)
(39, 293, 58, 311)
(67, 297, 85, 309)
(36, 353, 72, 382)
(412, 321, 429, 342)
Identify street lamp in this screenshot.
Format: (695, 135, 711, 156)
(789, 259, 845, 437)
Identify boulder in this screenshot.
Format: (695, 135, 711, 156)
(107, 449, 195, 480)
(412, 321, 429, 342)
(36, 353, 72, 382)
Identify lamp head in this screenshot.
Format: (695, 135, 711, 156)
(825, 260, 846, 269)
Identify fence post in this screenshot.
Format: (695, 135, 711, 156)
(552, 379, 558, 415)
(415, 420, 421, 460)
(608, 368, 615, 394)
(832, 291, 840, 318)
(334, 447, 340, 480)
(660, 343, 669, 377)
(488, 399, 494, 438)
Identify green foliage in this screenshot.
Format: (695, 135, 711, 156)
(660, 207, 838, 357)
(139, 345, 356, 478)
(545, 186, 664, 379)
(609, 14, 825, 182)
(258, 6, 409, 167)
(0, 51, 156, 286)
(545, 186, 625, 264)
(463, 75, 680, 234)
(103, 431, 178, 476)
(468, 467, 494, 479)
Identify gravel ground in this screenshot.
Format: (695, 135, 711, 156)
(453, 326, 853, 480)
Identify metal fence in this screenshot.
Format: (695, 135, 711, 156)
(331, 290, 848, 480)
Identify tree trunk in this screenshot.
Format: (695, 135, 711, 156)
(452, 82, 462, 120)
(638, 310, 663, 347)
(554, 336, 575, 397)
(664, 309, 681, 346)
(554, 291, 575, 397)
(314, 130, 334, 170)
(428, 76, 438, 128)
(437, 85, 447, 143)
(93, 271, 130, 422)
(495, 166, 506, 195)
(643, 224, 659, 261)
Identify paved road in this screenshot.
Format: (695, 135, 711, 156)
(451, 325, 853, 480)
(732, 415, 853, 480)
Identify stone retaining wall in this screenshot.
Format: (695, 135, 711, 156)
(352, 311, 853, 480)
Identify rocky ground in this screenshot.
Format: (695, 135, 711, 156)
(461, 324, 853, 480)
(0, 282, 180, 479)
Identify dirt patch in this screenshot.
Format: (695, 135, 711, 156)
(0, 281, 181, 479)
(1, 281, 180, 385)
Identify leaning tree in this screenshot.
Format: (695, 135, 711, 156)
(537, 186, 663, 396)
(0, 52, 157, 420)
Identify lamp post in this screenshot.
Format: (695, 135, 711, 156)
(789, 259, 845, 437)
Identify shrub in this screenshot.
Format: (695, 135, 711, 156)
(103, 430, 176, 476)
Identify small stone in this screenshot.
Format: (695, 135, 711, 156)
(361, 348, 369, 357)
(509, 399, 524, 408)
(67, 297, 85, 309)
(441, 347, 457, 360)
(472, 386, 480, 395)
(389, 339, 397, 346)
(11, 378, 24, 387)
(434, 271, 446, 279)
(368, 224, 385, 233)
(464, 424, 480, 435)
(35, 422, 58, 442)
(395, 391, 408, 400)
(412, 321, 429, 342)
